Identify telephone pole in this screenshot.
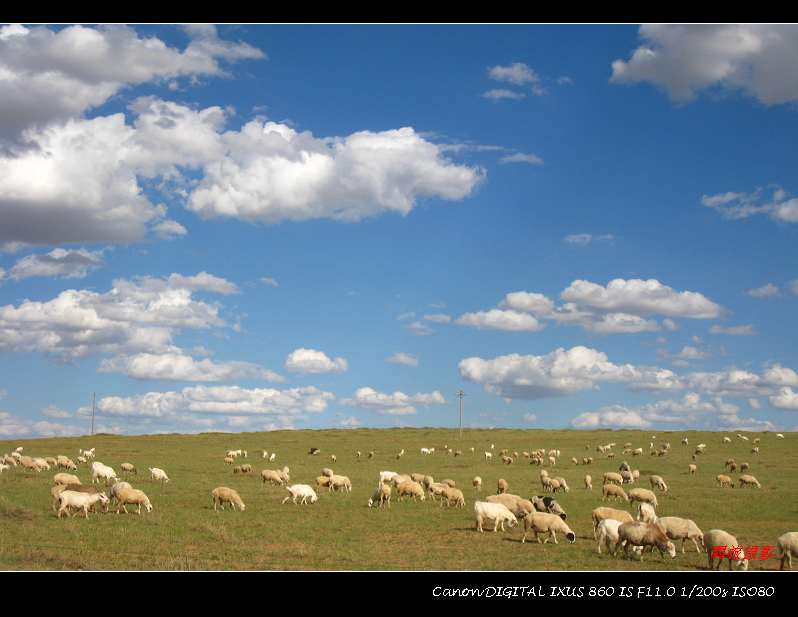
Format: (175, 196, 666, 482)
(456, 390, 465, 440)
(90, 392, 96, 436)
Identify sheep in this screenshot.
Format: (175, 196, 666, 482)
(474, 501, 518, 533)
(584, 474, 593, 490)
(722, 436, 732, 444)
(530, 495, 568, 520)
(738, 474, 761, 489)
(90, 462, 117, 485)
(109, 481, 133, 507)
(309, 447, 320, 455)
(501, 455, 513, 465)
(628, 488, 658, 509)
(321, 468, 334, 478)
(45, 457, 57, 467)
(391, 474, 412, 488)
(441, 479, 456, 488)
(554, 477, 570, 492)
(632, 448, 643, 456)
(484, 452, 493, 462)
(397, 480, 426, 502)
(120, 463, 137, 475)
(637, 502, 657, 524)
(704, 529, 749, 571)
(688, 464, 697, 475)
(681, 437, 689, 445)
(423, 476, 434, 490)
(427, 482, 449, 501)
(497, 478, 508, 494)
(262, 450, 269, 459)
(549, 478, 564, 493)
(486, 494, 534, 518)
(596, 519, 644, 557)
(410, 472, 426, 484)
(233, 465, 243, 475)
(77, 456, 87, 464)
(541, 476, 554, 492)
(547, 456, 557, 467)
(239, 464, 252, 474)
(330, 475, 352, 493)
(226, 450, 239, 458)
(618, 461, 631, 473)
(331, 454, 338, 463)
(522, 511, 576, 544)
(53, 473, 81, 486)
(751, 446, 760, 455)
(115, 487, 153, 515)
(472, 476, 482, 491)
(717, 474, 734, 488)
(149, 467, 169, 483)
(356, 451, 361, 459)
(282, 484, 318, 505)
(51, 483, 103, 512)
(740, 462, 750, 472)
(212, 487, 246, 511)
(368, 451, 375, 459)
(620, 470, 634, 484)
(617, 522, 676, 561)
(777, 433, 784, 439)
(440, 486, 465, 508)
(0, 463, 9, 474)
(316, 475, 332, 490)
(57, 490, 109, 519)
(368, 483, 391, 508)
(602, 484, 629, 502)
(728, 462, 738, 473)
(420, 447, 432, 455)
(649, 475, 668, 493)
(571, 457, 578, 465)
(223, 456, 235, 465)
(378, 471, 399, 485)
(657, 517, 705, 554)
(269, 453, 276, 462)
(776, 532, 798, 570)
(261, 469, 286, 486)
(603, 472, 623, 485)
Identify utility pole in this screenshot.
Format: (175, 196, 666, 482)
(456, 390, 465, 440)
(90, 392, 96, 436)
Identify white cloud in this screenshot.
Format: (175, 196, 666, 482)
(284, 348, 347, 374)
(749, 398, 761, 409)
(459, 345, 683, 400)
(397, 311, 416, 321)
(100, 352, 283, 383)
(522, 413, 537, 423)
(763, 364, 798, 387)
(0, 271, 234, 359)
(338, 415, 362, 428)
(675, 346, 709, 361)
(499, 153, 544, 165)
(260, 277, 279, 287)
(710, 324, 756, 336)
(482, 89, 526, 101)
(702, 186, 798, 225)
(564, 233, 615, 246)
(572, 406, 652, 429)
(423, 313, 451, 324)
(152, 220, 188, 240)
(561, 278, 721, 319)
(685, 369, 768, 397)
(88, 384, 334, 418)
(456, 309, 544, 332)
(186, 121, 484, 225)
(407, 321, 434, 336)
(662, 318, 679, 331)
(790, 280, 798, 296)
(386, 352, 418, 367)
(0, 410, 84, 437)
(7, 248, 103, 280)
(0, 24, 263, 143)
(769, 387, 798, 410)
(344, 386, 446, 416)
(747, 283, 780, 298)
(610, 25, 798, 105)
(488, 62, 545, 94)
(41, 405, 71, 418)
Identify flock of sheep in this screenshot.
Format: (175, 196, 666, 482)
(2, 432, 796, 571)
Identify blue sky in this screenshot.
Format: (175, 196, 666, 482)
(1, 24, 797, 438)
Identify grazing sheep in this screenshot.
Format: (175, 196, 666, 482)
(356, 451, 361, 459)
(77, 456, 87, 464)
(282, 484, 318, 505)
(149, 467, 169, 483)
(620, 470, 634, 484)
(592, 507, 634, 539)
(751, 446, 760, 455)
(740, 462, 750, 472)
(261, 469, 286, 486)
(109, 481, 133, 507)
(584, 474, 593, 490)
(602, 484, 629, 502)
(472, 476, 482, 491)
(681, 438, 689, 445)
(722, 436, 731, 444)
(501, 455, 513, 465)
(728, 462, 738, 473)
(397, 480, 426, 502)
(632, 448, 643, 456)
(329, 475, 352, 493)
(596, 519, 643, 557)
(441, 479, 456, 488)
(115, 487, 153, 514)
(484, 452, 493, 462)
(440, 486, 465, 508)
(777, 433, 784, 439)
(603, 472, 623, 485)
(549, 478, 564, 493)
(378, 471, 399, 485)
(617, 522, 676, 561)
(52, 483, 103, 512)
(57, 490, 109, 519)
(316, 475, 332, 490)
(368, 483, 391, 508)
(541, 476, 554, 492)
(321, 468, 334, 478)
(309, 448, 320, 455)
(0, 463, 9, 474)
(120, 463, 137, 475)
(410, 473, 426, 484)
(391, 474, 412, 488)
(497, 478, 508, 494)
(637, 502, 657, 524)
(423, 476, 434, 490)
(657, 517, 705, 554)
(619, 461, 631, 473)
(776, 532, 798, 570)
(474, 501, 518, 533)
(427, 482, 449, 501)
(239, 464, 252, 474)
(368, 451, 375, 459)
(571, 457, 578, 465)
(269, 453, 276, 462)
(717, 474, 734, 488)
(212, 487, 246, 511)
(522, 511, 576, 544)
(688, 464, 697, 475)
(53, 473, 81, 486)
(530, 495, 568, 520)
(90, 462, 117, 485)
(649, 475, 668, 493)
(233, 465, 243, 475)
(553, 477, 570, 492)
(224, 456, 235, 465)
(262, 450, 269, 459)
(738, 474, 761, 489)
(628, 488, 658, 509)
(331, 454, 338, 463)
(704, 529, 749, 571)
(486, 494, 534, 518)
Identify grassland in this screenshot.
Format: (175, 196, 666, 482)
(0, 428, 795, 570)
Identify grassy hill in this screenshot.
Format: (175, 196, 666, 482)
(0, 428, 795, 570)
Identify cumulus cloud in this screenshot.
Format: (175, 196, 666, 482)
(407, 321, 434, 336)
(100, 351, 283, 383)
(456, 309, 544, 332)
(41, 405, 71, 418)
(488, 62, 546, 95)
(702, 186, 798, 225)
(0, 410, 85, 437)
(747, 283, 780, 298)
(338, 415, 362, 428)
(482, 89, 526, 101)
(0, 24, 263, 144)
(284, 348, 348, 374)
(343, 386, 446, 415)
(572, 406, 652, 429)
(710, 324, 756, 336)
(7, 248, 104, 280)
(186, 121, 483, 225)
(610, 25, 798, 105)
(770, 387, 798, 410)
(459, 346, 683, 400)
(0, 271, 235, 359)
(386, 352, 419, 367)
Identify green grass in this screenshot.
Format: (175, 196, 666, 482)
(0, 428, 795, 570)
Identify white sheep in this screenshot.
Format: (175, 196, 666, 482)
(282, 484, 318, 505)
(212, 487, 246, 511)
(269, 453, 276, 462)
(637, 502, 657, 524)
(704, 529, 749, 571)
(616, 522, 676, 561)
(90, 461, 117, 485)
(776, 532, 798, 570)
(368, 483, 391, 508)
(474, 501, 517, 533)
(472, 476, 482, 491)
(649, 475, 668, 493)
(521, 511, 576, 544)
(657, 517, 705, 554)
(596, 519, 642, 557)
(57, 490, 109, 519)
(149, 467, 169, 483)
(115, 487, 153, 514)
(777, 433, 784, 439)
(484, 451, 492, 462)
(592, 506, 634, 539)
(584, 474, 593, 490)
(378, 471, 399, 486)
(628, 487, 658, 509)
(329, 474, 352, 493)
(738, 474, 761, 489)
